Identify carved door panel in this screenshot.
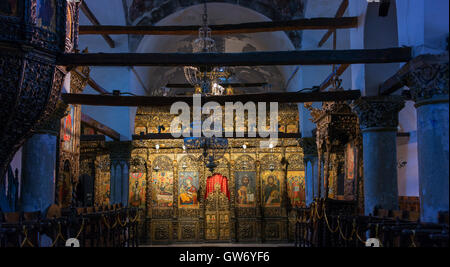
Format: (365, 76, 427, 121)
(205, 184, 230, 241)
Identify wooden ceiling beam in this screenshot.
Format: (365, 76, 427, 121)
(319, 64, 350, 91)
(166, 83, 268, 88)
(61, 90, 362, 107)
(79, 17, 358, 36)
(318, 0, 349, 47)
(56, 47, 412, 67)
(72, 69, 110, 94)
(81, 113, 121, 141)
(80, 1, 115, 48)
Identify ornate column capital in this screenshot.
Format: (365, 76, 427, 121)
(351, 96, 405, 131)
(34, 100, 69, 136)
(70, 65, 91, 94)
(298, 137, 318, 161)
(405, 53, 449, 106)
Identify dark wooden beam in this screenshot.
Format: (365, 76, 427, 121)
(318, 0, 349, 47)
(81, 113, 121, 141)
(80, 1, 115, 48)
(130, 67, 149, 91)
(79, 17, 358, 36)
(72, 69, 110, 94)
(57, 47, 412, 67)
(132, 132, 302, 140)
(80, 135, 106, 142)
(319, 64, 350, 91)
(86, 76, 110, 95)
(378, 64, 410, 95)
(62, 90, 362, 107)
(166, 83, 268, 88)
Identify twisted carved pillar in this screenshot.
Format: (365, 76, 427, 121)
(352, 96, 405, 215)
(299, 137, 318, 205)
(405, 54, 449, 222)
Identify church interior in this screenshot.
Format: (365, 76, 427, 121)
(0, 0, 448, 248)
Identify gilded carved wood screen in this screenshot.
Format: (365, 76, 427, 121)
(83, 104, 305, 244)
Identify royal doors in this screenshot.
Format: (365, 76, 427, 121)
(205, 174, 230, 241)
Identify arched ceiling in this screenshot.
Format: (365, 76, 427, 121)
(125, 0, 306, 50)
(131, 3, 304, 96)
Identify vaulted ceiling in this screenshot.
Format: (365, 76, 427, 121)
(121, 1, 307, 96)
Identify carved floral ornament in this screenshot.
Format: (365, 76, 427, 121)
(351, 96, 405, 131)
(130, 157, 147, 173)
(405, 55, 449, 104)
(235, 155, 256, 170)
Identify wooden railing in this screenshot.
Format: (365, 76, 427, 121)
(295, 198, 449, 247)
(0, 204, 141, 247)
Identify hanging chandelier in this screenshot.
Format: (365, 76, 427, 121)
(184, 136, 228, 173)
(183, 0, 232, 96)
(182, 1, 230, 173)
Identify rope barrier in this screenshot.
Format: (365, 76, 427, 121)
(116, 214, 127, 227)
(323, 209, 339, 233)
(294, 200, 396, 247)
(75, 218, 85, 239)
(50, 222, 66, 247)
(20, 226, 34, 248)
(409, 230, 417, 247)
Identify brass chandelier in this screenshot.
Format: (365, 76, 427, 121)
(183, 0, 232, 96)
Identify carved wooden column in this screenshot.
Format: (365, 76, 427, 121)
(255, 158, 262, 243)
(352, 96, 405, 215)
(172, 159, 178, 243)
(405, 54, 449, 223)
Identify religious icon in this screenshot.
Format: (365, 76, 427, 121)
(262, 172, 281, 207)
(178, 171, 199, 208)
(346, 142, 355, 180)
(152, 171, 173, 207)
(62, 105, 74, 152)
(129, 172, 146, 207)
(36, 0, 55, 30)
(235, 171, 256, 207)
(287, 171, 306, 207)
(0, 0, 18, 16)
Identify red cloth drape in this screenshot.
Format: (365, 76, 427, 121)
(205, 173, 230, 200)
